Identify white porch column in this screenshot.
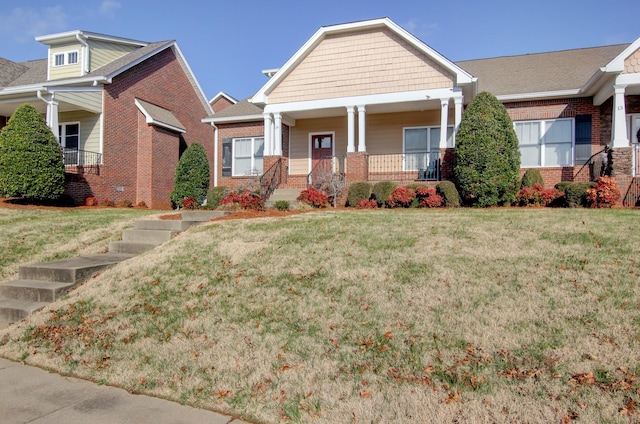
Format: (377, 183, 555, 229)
(453, 96, 463, 147)
(439, 98, 449, 149)
(48, 101, 59, 140)
(347, 106, 356, 153)
(273, 113, 283, 155)
(263, 113, 273, 155)
(611, 85, 629, 148)
(357, 105, 366, 152)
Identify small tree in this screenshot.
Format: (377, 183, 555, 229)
(170, 143, 210, 207)
(453, 92, 521, 207)
(0, 104, 65, 200)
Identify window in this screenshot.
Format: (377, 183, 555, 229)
(403, 126, 452, 171)
(59, 123, 80, 165)
(53, 51, 79, 66)
(232, 137, 264, 176)
(514, 118, 573, 167)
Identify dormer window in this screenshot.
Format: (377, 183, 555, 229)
(53, 51, 79, 66)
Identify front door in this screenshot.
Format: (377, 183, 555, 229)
(310, 134, 333, 185)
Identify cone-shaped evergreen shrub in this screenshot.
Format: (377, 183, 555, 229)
(0, 104, 65, 200)
(170, 143, 210, 207)
(521, 168, 544, 188)
(453, 92, 521, 207)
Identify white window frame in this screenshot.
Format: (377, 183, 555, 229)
(514, 118, 574, 168)
(232, 136, 264, 176)
(59, 122, 81, 165)
(53, 50, 79, 67)
(402, 125, 452, 171)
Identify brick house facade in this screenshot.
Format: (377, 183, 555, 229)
(205, 18, 640, 205)
(0, 30, 214, 209)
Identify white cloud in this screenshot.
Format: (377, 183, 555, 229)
(402, 18, 438, 41)
(99, 0, 121, 17)
(0, 6, 68, 42)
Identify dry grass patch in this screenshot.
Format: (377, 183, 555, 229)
(1, 208, 640, 423)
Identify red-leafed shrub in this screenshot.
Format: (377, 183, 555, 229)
(101, 199, 115, 207)
(415, 186, 443, 208)
(586, 177, 621, 208)
(181, 196, 196, 210)
(386, 186, 416, 208)
(297, 187, 329, 208)
(84, 196, 98, 207)
(357, 199, 379, 209)
(516, 183, 564, 207)
(221, 190, 264, 210)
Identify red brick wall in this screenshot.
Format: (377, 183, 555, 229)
(211, 97, 235, 113)
(346, 152, 368, 183)
(64, 46, 214, 209)
(216, 121, 264, 189)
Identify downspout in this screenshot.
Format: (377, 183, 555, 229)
(75, 32, 89, 75)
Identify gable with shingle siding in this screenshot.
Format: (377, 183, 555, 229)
(624, 47, 640, 74)
(267, 27, 455, 104)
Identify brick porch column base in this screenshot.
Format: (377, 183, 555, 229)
(346, 152, 368, 184)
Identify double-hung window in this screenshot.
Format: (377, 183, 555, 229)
(53, 51, 79, 66)
(515, 118, 573, 167)
(232, 137, 264, 176)
(403, 126, 452, 171)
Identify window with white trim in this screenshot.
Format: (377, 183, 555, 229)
(53, 51, 79, 66)
(232, 137, 264, 176)
(403, 126, 452, 171)
(59, 123, 80, 165)
(514, 118, 573, 167)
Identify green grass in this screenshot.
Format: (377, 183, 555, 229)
(1, 208, 640, 423)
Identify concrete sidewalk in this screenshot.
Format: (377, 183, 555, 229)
(0, 358, 250, 424)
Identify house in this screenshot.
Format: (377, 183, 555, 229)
(204, 18, 640, 205)
(0, 30, 214, 209)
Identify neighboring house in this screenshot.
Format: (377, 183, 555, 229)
(0, 30, 214, 209)
(203, 18, 640, 204)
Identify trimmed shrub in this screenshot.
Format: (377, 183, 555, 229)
(372, 181, 397, 207)
(386, 186, 416, 208)
(297, 187, 329, 208)
(357, 199, 378, 209)
(346, 181, 372, 207)
(0, 104, 65, 200)
(204, 186, 229, 210)
(554, 181, 596, 208)
(520, 168, 544, 188)
(436, 181, 460, 207)
(415, 186, 443, 208)
(274, 200, 290, 211)
(170, 143, 210, 208)
(453, 92, 520, 207)
(516, 183, 563, 207)
(221, 190, 264, 210)
(586, 176, 621, 208)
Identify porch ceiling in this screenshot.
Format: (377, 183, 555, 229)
(0, 96, 95, 117)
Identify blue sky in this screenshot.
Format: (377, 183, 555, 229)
(0, 1, 638, 101)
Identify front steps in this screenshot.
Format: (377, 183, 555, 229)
(0, 213, 229, 330)
(265, 188, 301, 209)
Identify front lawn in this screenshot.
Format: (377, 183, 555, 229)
(1, 208, 639, 423)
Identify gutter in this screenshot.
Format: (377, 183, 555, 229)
(75, 32, 90, 75)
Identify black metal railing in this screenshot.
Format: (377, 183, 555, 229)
(367, 151, 441, 182)
(62, 148, 102, 174)
(260, 158, 283, 200)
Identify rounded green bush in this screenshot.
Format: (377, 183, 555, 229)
(521, 168, 544, 188)
(170, 143, 210, 208)
(453, 92, 521, 207)
(346, 181, 372, 207)
(274, 200, 290, 211)
(554, 181, 596, 208)
(0, 104, 65, 200)
(436, 181, 460, 207)
(372, 181, 397, 207)
(203, 186, 228, 209)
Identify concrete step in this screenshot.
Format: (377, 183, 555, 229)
(134, 220, 196, 232)
(122, 229, 175, 244)
(180, 210, 229, 222)
(0, 298, 50, 327)
(108, 241, 158, 254)
(265, 188, 301, 209)
(0, 280, 75, 303)
(18, 254, 135, 284)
